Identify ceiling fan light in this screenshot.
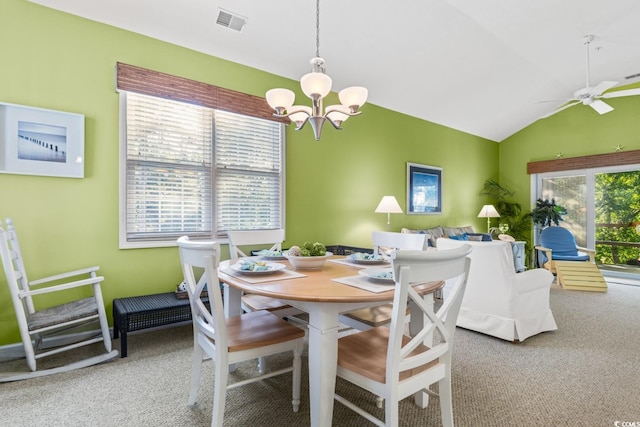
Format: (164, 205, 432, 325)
(266, 88, 295, 114)
(301, 72, 332, 98)
(339, 86, 368, 111)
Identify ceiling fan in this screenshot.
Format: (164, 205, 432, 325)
(542, 35, 640, 118)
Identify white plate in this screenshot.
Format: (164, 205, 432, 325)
(261, 254, 288, 260)
(230, 261, 286, 275)
(347, 257, 389, 265)
(347, 252, 389, 265)
(358, 267, 395, 284)
(254, 250, 287, 260)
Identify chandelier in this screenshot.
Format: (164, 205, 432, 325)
(265, 0, 368, 141)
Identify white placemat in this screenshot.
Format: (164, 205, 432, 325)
(332, 275, 395, 293)
(219, 267, 307, 284)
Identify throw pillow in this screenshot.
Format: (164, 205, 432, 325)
(467, 234, 484, 241)
(443, 225, 475, 237)
(402, 226, 443, 247)
(467, 232, 492, 241)
(449, 233, 469, 241)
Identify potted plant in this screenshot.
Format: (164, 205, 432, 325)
(480, 180, 532, 241)
(480, 180, 534, 267)
(530, 198, 567, 228)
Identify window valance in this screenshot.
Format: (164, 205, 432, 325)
(115, 62, 287, 124)
(527, 150, 640, 174)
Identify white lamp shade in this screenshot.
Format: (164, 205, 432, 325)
(300, 72, 332, 98)
(477, 204, 500, 218)
(325, 105, 350, 123)
(266, 88, 295, 111)
(339, 86, 368, 108)
(288, 106, 312, 125)
(375, 196, 403, 214)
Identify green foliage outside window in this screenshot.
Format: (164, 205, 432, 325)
(595, 171, 640, 266)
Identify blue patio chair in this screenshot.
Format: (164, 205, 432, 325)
(535, 226, 595, 274)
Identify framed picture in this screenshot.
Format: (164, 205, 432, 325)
(407, 162, 442, 214)
(0, 102, 85, 178)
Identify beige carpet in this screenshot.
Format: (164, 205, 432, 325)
(1, 280, 639, 426)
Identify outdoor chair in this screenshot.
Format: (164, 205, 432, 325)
(535, 226, 595, 274)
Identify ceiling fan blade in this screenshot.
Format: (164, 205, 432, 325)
(602, 88, 640, 99)
(589, 99, 614, 115)
(541, 100, 581, 119)
(536, 98, 575, 104)
(590, 81, 618, 96)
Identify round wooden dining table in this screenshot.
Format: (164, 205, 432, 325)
(218, 256, 444, 427)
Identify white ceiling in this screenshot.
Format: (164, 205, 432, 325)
(29, 0, 640, 142)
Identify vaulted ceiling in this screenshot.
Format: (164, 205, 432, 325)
(29, 0, 640, 142)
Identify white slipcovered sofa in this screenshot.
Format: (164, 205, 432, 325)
(437, 238, 557, 342)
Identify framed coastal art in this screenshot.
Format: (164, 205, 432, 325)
(0, 102, 85, 178)
(407, 162, 442, 214)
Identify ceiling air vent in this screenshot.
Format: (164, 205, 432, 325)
(216, 8, 247, 32)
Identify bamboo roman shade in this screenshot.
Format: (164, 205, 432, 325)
(115, 62, 288, 124)
(527, 150, 640, 174)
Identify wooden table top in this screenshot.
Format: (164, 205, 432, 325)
(218, 256, 444, 303)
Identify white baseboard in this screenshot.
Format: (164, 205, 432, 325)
(0, 328, 112, 361)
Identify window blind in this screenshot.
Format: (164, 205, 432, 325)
(121, 92, 285, 247)
(215, 110, 283, 234)
(125, 92, 213, 241)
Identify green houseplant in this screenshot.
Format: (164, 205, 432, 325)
(530, 198, 567, 228)
(480, 180, 532, 244)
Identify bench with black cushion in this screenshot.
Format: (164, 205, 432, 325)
(112, 292, 209, 357)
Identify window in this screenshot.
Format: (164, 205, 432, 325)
(214, 110, 284, 233)
(119, 92, 284, 248)
(534, 165, 640, 280)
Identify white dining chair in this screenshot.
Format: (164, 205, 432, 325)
(177, 236, 305, 427)
(227, 229, 303, 320)
(227, 229, 308, 373)
(339, 231, 427, 330)
(334, 244, 472, 427)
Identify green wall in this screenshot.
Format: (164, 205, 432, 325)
(0, 0, 497, 345)
(499, 86, 640, 212)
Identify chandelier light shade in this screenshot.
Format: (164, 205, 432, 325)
(477, 204, 501, 233)
(265, 0, 368, 141)
(375, 196, 404, 231)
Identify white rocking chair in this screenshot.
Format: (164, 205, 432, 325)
(0, 218, 118, 382)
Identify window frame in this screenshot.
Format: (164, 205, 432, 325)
(116, 63, 286, 249)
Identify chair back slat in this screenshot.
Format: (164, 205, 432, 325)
(227, 229, 285, 262)
(371, 231, 427, 257)
(177, 237, 227, 352)
(387, 245, 471, 385)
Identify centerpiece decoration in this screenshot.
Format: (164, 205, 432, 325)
(285, 241, 333, 269)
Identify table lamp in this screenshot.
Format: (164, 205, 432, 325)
(477, 204, 500, 233)
(375, 196, 403, 231)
